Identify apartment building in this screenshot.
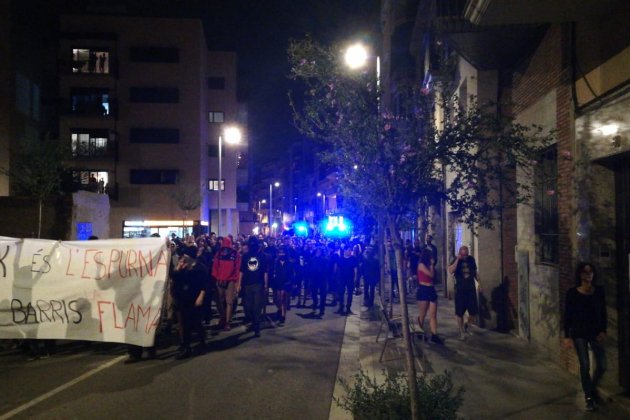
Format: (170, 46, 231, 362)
(0, 1, 55, 197)
(58, 14, 242, 238)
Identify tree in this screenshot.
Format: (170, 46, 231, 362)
(171, 184, 203, 235)
(288, 37, 552, 418)
(0, 135, 69, 238)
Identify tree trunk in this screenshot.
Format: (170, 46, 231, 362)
(388, 218, 420, 419)
(377, 214, 387, 309)
(37, 199, 43, 239)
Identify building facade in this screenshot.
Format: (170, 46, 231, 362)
(382, 0, 630, 396)
(58, 14, 242, 238)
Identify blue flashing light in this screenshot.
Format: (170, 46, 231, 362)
(293, 221, 310, 237)
(321, 215, 352, 238)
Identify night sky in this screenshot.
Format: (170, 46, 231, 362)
(201, 0, 380, 161)
(16, 0, 379, 161)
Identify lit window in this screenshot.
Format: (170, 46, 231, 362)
(72, 49, 110, 74)
(208, 179, 225, 191)
(535, 146, 558, 264)
(71, 129, 110, 157)
(208, 111, 224, 123)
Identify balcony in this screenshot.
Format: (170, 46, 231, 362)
(71, 138, 117, 160)
(464, 0, 621, 26)
(60, 57, 118, 78)
(414, 0, 545, 70)
(60, 97, 118, 119)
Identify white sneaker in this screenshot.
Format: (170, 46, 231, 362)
(459, 332, 466, 341)
(464, 323, 474, 336)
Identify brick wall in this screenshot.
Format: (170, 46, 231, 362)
(511, 24, 579, 373)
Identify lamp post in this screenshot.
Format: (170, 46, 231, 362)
(218, 126, 242, 236)
(317, 192, 326, 218)
(269, 181, 280, 235)
(345, 41, 417, 419)
(345, 42, 380, 107)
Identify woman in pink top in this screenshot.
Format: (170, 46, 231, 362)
(416, 248, 443, 344)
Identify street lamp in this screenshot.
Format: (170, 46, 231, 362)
(317, 192, 326, 217)
(218, 125, 242, 236)
(269, 181, 280, 235)
(344, 42, 380, 102)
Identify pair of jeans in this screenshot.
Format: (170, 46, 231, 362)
(243, 283, 264, 333)
(311, 278, 327, 313)
(180, 306, 205, 349)
(338, 277, 354, 311)
(573, 337, 607, 399)
(364, 280, 378, 306)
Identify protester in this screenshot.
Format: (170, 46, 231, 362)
(448, 245, 479, 341)
(239, 238, 268, 337)
(212, 236, 241, 331)
(563, 262, 607, 412)
(336, 246, 358, 315)
(361, 246, 380, 308)
(171, 245, 208, 359)
(416, 248, 442, 344)
(272, 246, 295, 325)
(309, 247, 328, 317)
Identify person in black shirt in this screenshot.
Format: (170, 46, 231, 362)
(239, 238, 268, 337)
(336, 247, 358, 315)
(309, 247, 328, 317)
(563, 262, 607, 411)
(361, 246, 380, 308)
(448, 245, 479, 340)
(171, 246, 208, 359)
(272, 247, 295, 325)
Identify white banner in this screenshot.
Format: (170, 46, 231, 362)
(0, 237, 169, 347)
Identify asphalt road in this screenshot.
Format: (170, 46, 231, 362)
(0, 303, 348, 420)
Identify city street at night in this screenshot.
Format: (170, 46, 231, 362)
(1, 306, 347, 419)
(2, 0, 630, 418)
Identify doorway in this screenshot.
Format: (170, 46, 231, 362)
(615, 157, 630, 389)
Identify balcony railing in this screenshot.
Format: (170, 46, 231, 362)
(433, 0, 478, 33)
(60, 98, 118, 118)
(71, 139, 117, 159)
(59, 58, 118, 77)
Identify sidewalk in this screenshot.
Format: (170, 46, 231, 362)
(331, 287, 630, 420)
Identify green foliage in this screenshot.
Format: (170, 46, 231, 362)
(335, 370, 465, 420)
(0, 135, 69, 200)
(288, 37, 554, 233)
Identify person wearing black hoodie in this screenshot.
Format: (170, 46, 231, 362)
(239, 238, 268, 337)
(171, 246, 208, 359)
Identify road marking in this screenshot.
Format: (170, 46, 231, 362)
(0, 355, 126, 420)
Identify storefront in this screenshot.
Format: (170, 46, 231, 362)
(576, 88, 630, 391)
(122, 220, 208, 239)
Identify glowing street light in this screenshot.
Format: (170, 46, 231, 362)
(218, 125, 242, 236)
(344, 43, 369, 69)
(317, 192, 326, 217)
(269, 181, 280, 234)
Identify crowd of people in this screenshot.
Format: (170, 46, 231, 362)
(154, 231, 453, 361)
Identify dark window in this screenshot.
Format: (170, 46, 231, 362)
(129, 128, 179, 144)
(71, 129, 111, 157)
(72, 48, 110, 74)
(129, 87, 179, 103)
(70, 87, 111, 115)
(208, 179, 225, 191)
(130, 169, 178, 184)
(207, 77, 225, 89)
(208, 111, 224, 123)
(207, 144, 225, 157)
(129, 47, 179, 63)
(535, 146, 558, 264)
